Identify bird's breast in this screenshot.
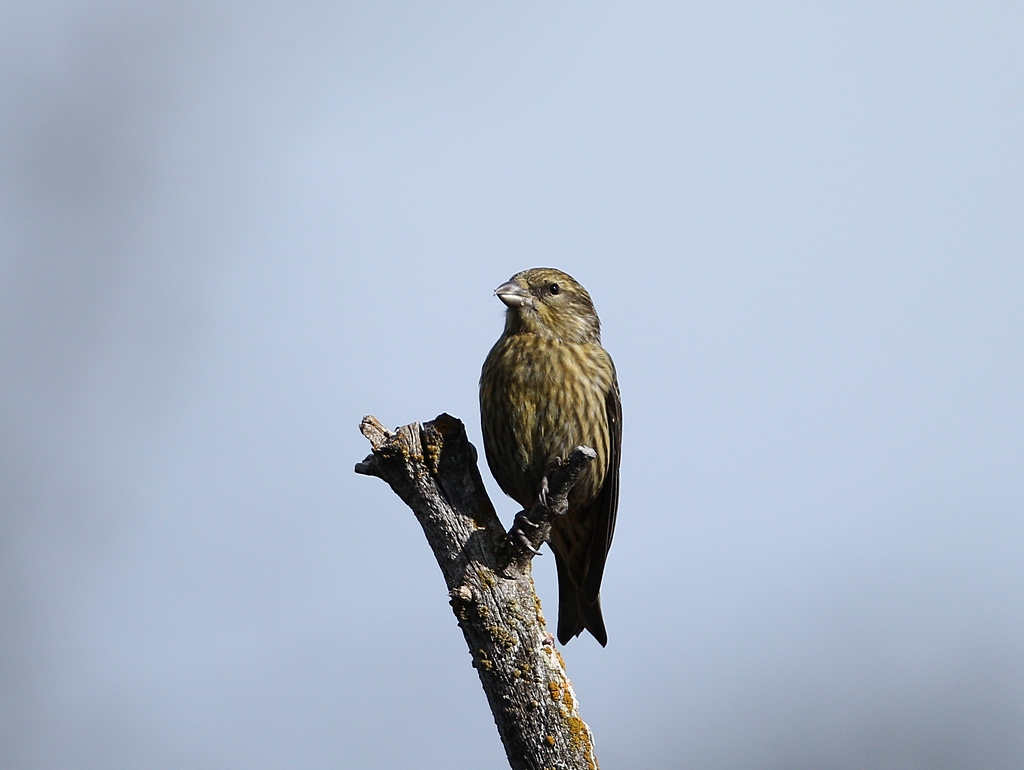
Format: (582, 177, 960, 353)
(480, 334, 614, 509)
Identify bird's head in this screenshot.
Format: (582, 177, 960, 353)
(494, 268, 601, 344)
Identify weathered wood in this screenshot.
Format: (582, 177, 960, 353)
(355, 413, 599, 770)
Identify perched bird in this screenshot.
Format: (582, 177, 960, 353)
(480, 268, 621, 646)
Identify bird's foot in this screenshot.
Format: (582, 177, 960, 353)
(509, 510, 543, 555)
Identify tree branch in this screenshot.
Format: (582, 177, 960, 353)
(355, 413, 599, 770)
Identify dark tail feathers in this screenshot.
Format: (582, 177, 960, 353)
(554, 551, 608, 646)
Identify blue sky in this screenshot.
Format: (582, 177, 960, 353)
(2, 3, 1022, 768)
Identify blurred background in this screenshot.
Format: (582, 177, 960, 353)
(1, 2, 1022, 768)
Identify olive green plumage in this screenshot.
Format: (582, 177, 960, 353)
(480, 268, 621, 646)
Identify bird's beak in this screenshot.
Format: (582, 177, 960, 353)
(494, 281, 534, 309)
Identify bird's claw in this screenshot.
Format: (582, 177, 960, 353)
(509, 511, 543, 555)
(515, 511, 540, 529)
(538, 476, 550, 509)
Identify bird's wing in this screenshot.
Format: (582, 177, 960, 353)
(584, 371, 621, 604)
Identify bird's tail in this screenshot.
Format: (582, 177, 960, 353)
(554, 551, 608, 646)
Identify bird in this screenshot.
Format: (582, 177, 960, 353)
(479, 267, 621, 646)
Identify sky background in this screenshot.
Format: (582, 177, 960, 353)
(1, 2, 1022, 768)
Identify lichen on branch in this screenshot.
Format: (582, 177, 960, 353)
(356, 413, 599, 770)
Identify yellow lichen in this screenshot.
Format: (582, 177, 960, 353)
(476, 567, 497, 589)
(505, 599, 523, 623)
(476, 649, 493, 671)
(565, 716, 597, 770)
(424, 440, 441, 474)
(533, 592, 547, 626)
(486, 624, 518, 649)
(548, 681, 562, 702)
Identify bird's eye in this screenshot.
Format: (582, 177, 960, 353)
(549, 283, 560, 295)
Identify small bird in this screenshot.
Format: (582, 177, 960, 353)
(480, 268, 621, 646)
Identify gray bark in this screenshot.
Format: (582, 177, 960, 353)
(355, 413, 599, 770)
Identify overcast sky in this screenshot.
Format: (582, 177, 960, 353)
(2, 2, 1022, 768)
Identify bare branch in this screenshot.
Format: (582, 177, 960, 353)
(355, 413, 599, 770)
